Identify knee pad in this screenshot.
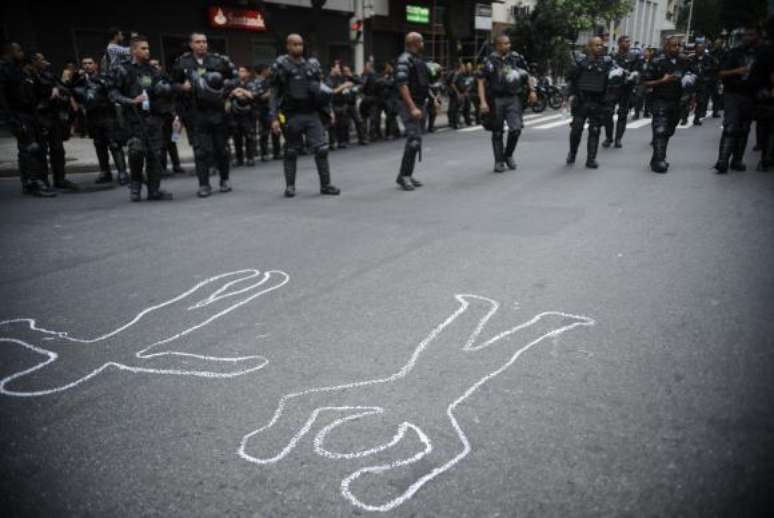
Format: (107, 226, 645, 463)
(314, 145, 329, 159)
(587, 125, 601, 137)
(194, 147, 208, 161)
(25, 142, 42, 156)
(508, 129, 521, 138)
(570, 119, 584, 133)
(127, 137, 144, 155)
(491, 130, 504, 140)
(284, 147, 299, 160)
(407, 137, 421, 151)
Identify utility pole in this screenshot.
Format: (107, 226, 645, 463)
(353, 0, 365, 72)
(685, 0, 694, 42)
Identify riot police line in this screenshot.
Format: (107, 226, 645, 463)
(1, 19, 772, 201)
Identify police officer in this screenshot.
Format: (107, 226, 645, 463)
(380, 62, 402, 140)
(326, 62, 354, 150)
(478, 34, 535, 173)
(342, 65, 367, 145)
(359, 61, 380, 141)
(446, 63, 464, 129)
(149, 58, 185, 176)
(643, 36, 694, 173)
(689, 40, 719, 126)
(30, 52, 78, 192)
(714, 24, 761, 174)
(603, 35, 642, 148)
(0, 42, 55, 197)
(109, 35, 173, 201)
(425, 62, 443, 133)
(454, 63, 474, 126)
(253, 64, 280, 162)
(565, 36, 618, 169)
(230, 65, 258, 167)
(395, 32, 433, 191)
(172, 32, 237, 197)
(710, 39, 727, 117)
(270, 33, 340, 198)
(74, 56, 129, 185)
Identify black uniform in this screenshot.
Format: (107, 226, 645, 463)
(644, 53, 691, 173)
(689, 52, 718, 124)
(479, 50, 530, 171)
(109, 59, 173, 200)
(73, 71, 129, 184)
(0, 57, 54, 196)
(425, 64, 443, 133)
(254, 76, 280, 160)
(453, 71, 474, 126)
(344, 72, 366, 144)
(33, 68, 73, 189)
(715, 44, 758, 172)
(377, 70, 401, 139)
(270, 54, 339, 197)
(359, 69, 380, 140)
(327, 72, 352, 149)
(752, 42, 774, 170)
(603, 49, 643, 146)
(172, 52, 236, 194)
(230, 78, 258, 166)
(394, 49, 430, 189)
(710, 46, 727, 116)
(566, 54, 617, 167)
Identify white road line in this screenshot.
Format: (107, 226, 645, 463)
(533, 117, 573, 130)
(457, 126, 483, 133)
(626, 118, 653, 129)
(524, 113, 564, 126)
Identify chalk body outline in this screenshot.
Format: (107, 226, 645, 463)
(238, 294, 595, 512)
(0, 269, 289, 397)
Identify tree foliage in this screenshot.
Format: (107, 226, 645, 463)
(507, 0, 633, 76)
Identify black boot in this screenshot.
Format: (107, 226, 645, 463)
(112, 148, 129, 185)
(95, 170, 113, 184)
(504, 130, 520, 170)
(614, 118, 626, 148)
(396, 143, 418, 190)
(586, 130, 600, 169)
(730, 132, 748, 171)
(316, 154, 340, 195)
(650, 137, 669, 173)
(283, 155, 297, 197)
(492, 135, 506, 173)
(147, 167, 173, 201)
(714, 133, 734, 174)
(567, 124, 581, 165)
(130, 181, 142, 202)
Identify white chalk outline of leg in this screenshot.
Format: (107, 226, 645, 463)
(0, 269, 289, 397)
(237, 294, 595, 512)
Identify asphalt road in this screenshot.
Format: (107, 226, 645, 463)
(1, 114, 773, 517)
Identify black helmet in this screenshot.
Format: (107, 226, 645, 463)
(152, 77, 174, 99)
(195, 71, 225, 106)
(231, 95, 253, 113)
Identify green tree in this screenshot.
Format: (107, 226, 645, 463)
(507, 0, 633, 77)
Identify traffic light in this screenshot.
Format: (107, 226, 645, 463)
(350, 18, 363, 43)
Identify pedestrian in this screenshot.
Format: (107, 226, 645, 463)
(254, 64, 281, 161)
(478, 33, 535, 173)
(230, 65, 259, 167)
(394, 32, 432, 191)
(603, 35, 643, 149)
(643, 36, 694, 173)
(269, 33, 340, 198)
(0, 41, 55, 197)
(714, 23, 761, 174)
(171, 32, 236, 197)
(689, 40, 719, 126)
(109, 35, 173, 201)
(565, 36, 617, 168)
(73, 55, 129, 185)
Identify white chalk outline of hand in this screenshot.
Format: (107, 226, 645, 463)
(0, 269, 289, 397)
(238, 294, 595, 512)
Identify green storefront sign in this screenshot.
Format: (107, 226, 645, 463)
(406, 5, 430, 24)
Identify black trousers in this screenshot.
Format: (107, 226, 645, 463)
(126, 112, 164, 191)
(158, 113, 181, 171)
(191, 112, 229, 186)
(569, 97, 605, 157)
(39, 119, 67, 183)
(604, 89, 632, 141)
(9, 112, 48, 188)
(232, 112, 257, 163)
